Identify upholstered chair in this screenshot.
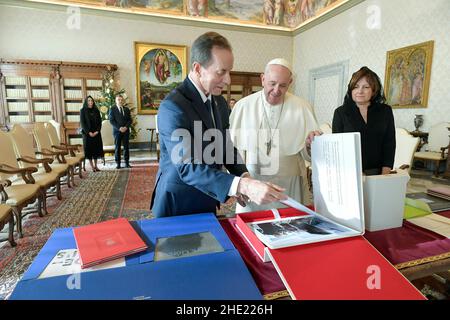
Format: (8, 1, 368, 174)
(393, 130, 420, 173)
(0, 131, 43, 238)
(47, 120, 85, 172)
(33, 123, 77, 187)
(100, 120, 116, 165)
(0, 201, 16, 247)
(10, 125, 62, 202)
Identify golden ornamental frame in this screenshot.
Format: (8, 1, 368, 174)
(384, 40, 434, 109)
(135, 42, 187, 115)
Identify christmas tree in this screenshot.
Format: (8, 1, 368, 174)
(97, 71, 140, 140)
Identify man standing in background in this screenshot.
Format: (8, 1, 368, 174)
(109, 94, 132, 169)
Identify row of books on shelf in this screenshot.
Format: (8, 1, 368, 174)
(35, 115, 53, 122)
(64, 89, 83, 99)
(7, 102, 29, 112)
(5, 76, 27, 85)
(6, 88, 27, 98)
(5, 77, 101, 87)
(86, 90, 102, 99)
(66, 115, 80, 122)
(86, 79, 103, 87)
(30, 77, 50, 86)
(9, 115, 30, 123)
(34, 102, 52, 112)
(65, 102, 82, 112)
(31, 89, 49, 98)
(8, 115, 53, 123)
(64, 79, 82, 86)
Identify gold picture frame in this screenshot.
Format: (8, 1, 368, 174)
(384, 40, 434, 109)
(135, 42, 187, 115)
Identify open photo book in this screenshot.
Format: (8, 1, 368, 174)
(246, 211, 357, 249)
(238, 132, 365, 251)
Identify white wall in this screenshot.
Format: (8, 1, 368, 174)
(0, 2, 292, 142)
(293, 0, 450, 132)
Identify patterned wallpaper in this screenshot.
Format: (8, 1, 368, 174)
(293, 0, 450, 132)
(0, 3, 292, 142)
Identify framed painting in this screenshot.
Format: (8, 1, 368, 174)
(384, 40, 434, 109)
(135, 42, 187, 114)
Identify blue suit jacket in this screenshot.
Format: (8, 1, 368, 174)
(151, 78, 247, 217)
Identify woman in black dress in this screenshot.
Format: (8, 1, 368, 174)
(80, 96, 104, 171)
(332, 66, 396, 175)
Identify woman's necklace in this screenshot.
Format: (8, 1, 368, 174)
(260, 92, 285, 155)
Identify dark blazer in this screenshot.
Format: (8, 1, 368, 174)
(109, 105, 131, 134)
(151, 77, 247, 218)
(332, 101, 396, 173)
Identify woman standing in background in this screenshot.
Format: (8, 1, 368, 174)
(332, 66, 396, 175)
(80, 96, 104, 171)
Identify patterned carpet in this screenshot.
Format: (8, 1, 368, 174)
(0, 163, 157, 299)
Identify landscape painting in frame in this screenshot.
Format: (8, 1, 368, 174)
(135, 42, 187, 114)
(384, 41, 434, 109)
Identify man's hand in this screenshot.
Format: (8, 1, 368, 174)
(237, 178, 287, 205)
(119, 127, 128, 133)
(89, 132, 95, 137)
(305, 130, 322, 155)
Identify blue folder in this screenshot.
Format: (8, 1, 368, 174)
(10, 213, 262, 300)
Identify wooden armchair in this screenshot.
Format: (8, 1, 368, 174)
(10, 124, 62, 204)
(414, 122, 450, 176)
(0, 132, 43, 238)
(0, 199, 16, 247)
(33, 122, 76, 187)
(46, 121, 85, 172)
(394, 130, 420, 173)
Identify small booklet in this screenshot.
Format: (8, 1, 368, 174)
(38, 249, 125, 279)
(73, 218, 148, 269)
(247, 213, 356, 249)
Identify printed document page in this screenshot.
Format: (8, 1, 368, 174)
(39, 249, 125, 279)
(311, 133, 364, 232)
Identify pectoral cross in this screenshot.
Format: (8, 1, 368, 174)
(265, 140, 272, 155)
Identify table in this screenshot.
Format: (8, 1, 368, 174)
(220, 210, 450, 299)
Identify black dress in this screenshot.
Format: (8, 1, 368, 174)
(80, 107, 104, 160)
(332, 101, 396, 175)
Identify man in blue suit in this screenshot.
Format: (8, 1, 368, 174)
(109, 95, 132, 169)
(151, 32, 287, 218)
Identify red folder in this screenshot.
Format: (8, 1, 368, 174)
(73, 218, 147, 269)
(267, 236, 425, 300)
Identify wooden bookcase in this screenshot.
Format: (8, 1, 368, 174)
(221, 71, 263, 104)
(0, 59, 117, 143)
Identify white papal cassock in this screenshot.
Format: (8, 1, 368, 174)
(229, 90, 319, 213)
